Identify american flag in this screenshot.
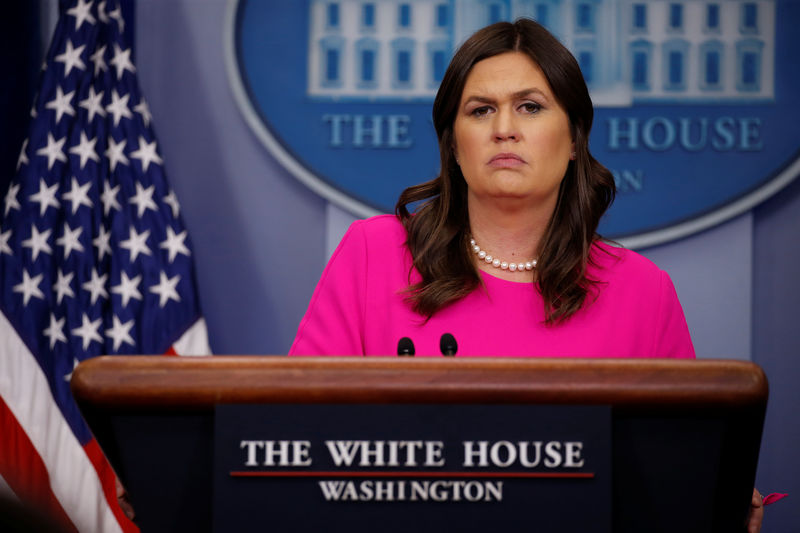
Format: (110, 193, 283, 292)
(0, 0, 210, 531)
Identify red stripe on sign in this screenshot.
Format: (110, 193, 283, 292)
(0, 396, 78, 532)
(82, 439, 139, 533)
(230, 471, 595, 479)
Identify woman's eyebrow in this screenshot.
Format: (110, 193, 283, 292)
(462, 88, 549, 106)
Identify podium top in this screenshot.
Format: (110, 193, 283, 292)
(71, 356, 767, 409)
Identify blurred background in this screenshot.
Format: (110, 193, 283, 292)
(1, 0, 797, 529)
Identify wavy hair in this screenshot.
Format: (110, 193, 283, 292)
(395, 18, 616, 324)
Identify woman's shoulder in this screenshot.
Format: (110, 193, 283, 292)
(590, 240, 665, 283)
(347, 214, 407, 245)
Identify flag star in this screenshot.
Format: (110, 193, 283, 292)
(100, 180, 121, 215)
(162, 190, 180, 218)
(110, 43, 136, 79)
(79, 86, 106, 122)
(69, 132, 100, 169)
(106, 315, 135, 352)
(133, 98, 152, 128)
(43, 313, 68, 349)
(108, 4, 125, 33)
(13, 269, 45, 306)
(72, 313, 103, 350)
(17, 139, 29, 170)
(36, 133, 68, 170)
(130, 136, 163, 172)
(21, 224, 53, 260)
(64, 357, 80, 382)
(120, 226, 152, 261)
(93, 225, 112, 260)
(150, 271, 181, 308)
(62, 176, 93, 214)
(45, 86, 76, 123)
(56, 223, 85, 259)
(111, 271, 142, 307)
(82, 268, 109, 304)
(29, 178, 60, 216)
(54, 39, 86, 76)
(90, 44, 107, 76)
(129, 182, 158, 217)
(53, 269, 75, 304)
(67, 0, 96, 30)
(106, 89, 132, 127)
(104, 137, 128, 172)
(4, 183, 21, 215)
(97, 1, 109, 23)
(160, 227, 190, 263)
(0, 227, 13, 255)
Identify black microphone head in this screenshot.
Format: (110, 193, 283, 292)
(397, 337, 415, 356)
(440, 333, 457, 356)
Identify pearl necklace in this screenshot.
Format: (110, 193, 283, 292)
(469, 238, 537, 272)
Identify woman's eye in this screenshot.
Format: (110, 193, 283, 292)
(520, 102, 542, 114)
(470, 106, 492, 117)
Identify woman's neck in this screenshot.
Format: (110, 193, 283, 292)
(467, 198, 553, 282)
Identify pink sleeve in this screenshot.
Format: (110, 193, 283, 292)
(289, 221, 367, 356)
(653, 271, 696, 359)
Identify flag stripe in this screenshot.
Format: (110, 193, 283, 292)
(172, 317, 211, 356)
(0, 310, 123, 533)
(0, 396, 78, 532)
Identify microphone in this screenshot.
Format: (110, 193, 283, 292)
(440, 333, 458, 356)
(397, 337, 415, 356)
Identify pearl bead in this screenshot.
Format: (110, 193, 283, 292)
(469, 237, 538, 273)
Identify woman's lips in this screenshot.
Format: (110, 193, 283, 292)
(488, 153, 526, 168)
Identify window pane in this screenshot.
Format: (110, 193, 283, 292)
(327, 3, 339, 27)
(670, 4, 682, 28)
(579, 51, 593, 83)
(743, 52, 757, 84)
(536, 5, 549, 27)
(707, 5, 719, 28)
(578, 4, 592, 28)
(398, 51, 410, 82)
(706, 51, 719, 84)
(326, 49, 339, 81)
(362, 50, 374, 82)
(744, 3, 758, 29)
(363, 4, 375, 27)
(437, 4, 448, 27)
(634, 52, 648, 86)
(489, 4, 501, 24)
(669, 51, 683, 84)
(433, 50, 446, 82)
(634, 4, 647, 29)
(399, 4, 411, 27)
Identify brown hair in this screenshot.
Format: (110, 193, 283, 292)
(395, 18, 616, 324)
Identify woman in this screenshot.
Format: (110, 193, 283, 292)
(291, 20, 768, 528)
(290, 19, 693, 359)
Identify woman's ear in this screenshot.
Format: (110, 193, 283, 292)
(570, 141, 576, 160)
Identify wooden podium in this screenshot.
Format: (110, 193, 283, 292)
(71, 356, 767, 533)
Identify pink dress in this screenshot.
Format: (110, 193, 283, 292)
(290, 215, 695, 358)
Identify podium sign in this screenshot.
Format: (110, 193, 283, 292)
(213, 404, 611, 532)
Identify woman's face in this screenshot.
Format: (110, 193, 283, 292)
(453, 51, 573, 211)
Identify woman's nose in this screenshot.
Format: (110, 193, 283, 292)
(493, 109, 520, 142)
